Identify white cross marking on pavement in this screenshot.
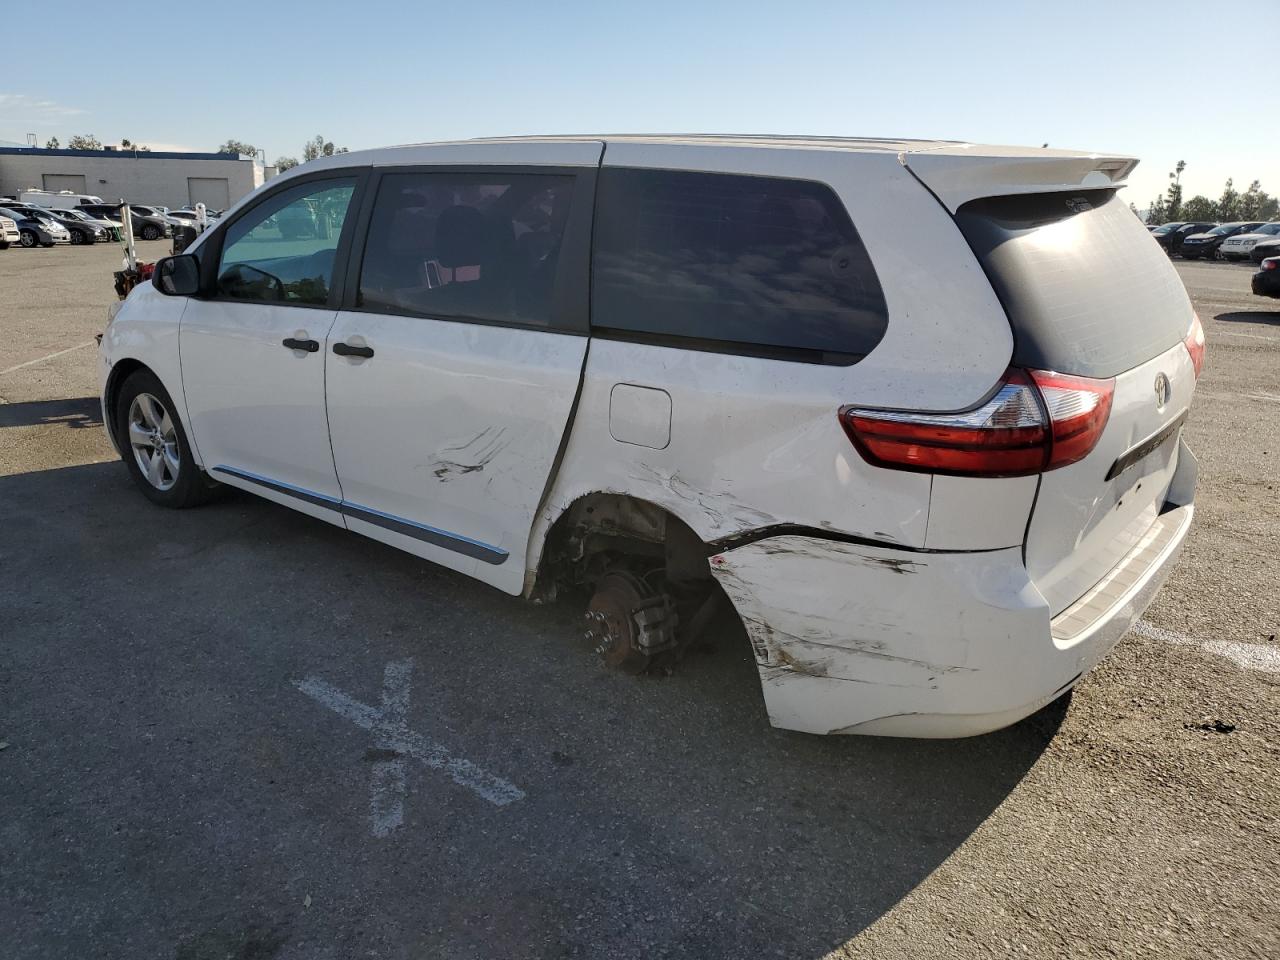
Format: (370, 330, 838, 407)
(294, 659, 525, 835)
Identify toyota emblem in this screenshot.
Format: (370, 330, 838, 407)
(1154, 372, 1171, 409)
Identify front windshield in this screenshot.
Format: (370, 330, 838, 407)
(1209, 225, 1240, 236)
(1255, 223, 1280, 236)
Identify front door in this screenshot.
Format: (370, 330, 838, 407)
(179, 174, 361, 524)
(324, 162, 597, 593)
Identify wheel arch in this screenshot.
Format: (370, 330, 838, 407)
(102, 357, 154, 449)
(525, 489, 712, 600)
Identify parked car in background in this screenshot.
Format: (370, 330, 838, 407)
(0, 205, 70, 246)
(1152, 221, 1216, 256)
(0, 213, 19, 249)
(55, 207, 121, 242)
(19, 189, 106, 209)
(168, 209, 216, 229)
(1219, 222, 1280, 261)
(4, 203, 113, 245)
(1179, 222, 1265, 260)
(1253, 257, 1280, 298)
(1249, 237, 1280, 264)
(79, 203, 172, 241)
(100, 135, 1202, 739)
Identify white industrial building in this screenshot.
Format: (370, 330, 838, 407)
(0, 146, 266, 210)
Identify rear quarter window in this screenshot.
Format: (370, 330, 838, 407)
(955, 190, 1192, 379)
(591, 168, 888, 363)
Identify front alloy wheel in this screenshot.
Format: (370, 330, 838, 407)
(141, 224, 160, 241)
(115, 369, 218, 508)
(19, 230, 36, 248)
(127, 393, 180, 491)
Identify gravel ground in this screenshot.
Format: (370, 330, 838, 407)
(0, 243, 1277, 959)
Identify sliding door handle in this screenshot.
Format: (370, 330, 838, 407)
(333, 342, 375, 359)
(282, 337, 319, 353)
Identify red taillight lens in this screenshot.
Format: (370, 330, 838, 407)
(1263, 259, 1279, 271)
(1031, 370, 1116, 470)
(840, 368, 1114, 478)
(1183, 312, 1205, 378)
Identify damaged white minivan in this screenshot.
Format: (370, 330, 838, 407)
(99, 135, 1201, 737)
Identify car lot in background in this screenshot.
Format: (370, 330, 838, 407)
(78, 203, 172, 241)
(55, 207, 121, 241)
(1220, 221, 1280, 260)
(1153, 220, 1216, 256)
(2, 203, 111, 245)
(1179, 221, 1264, 260)
(1, 243, 1277, 958)
(0, 213, 18, 248)
(0, 204, 70, 246)
(1253, 256, 1280, 297)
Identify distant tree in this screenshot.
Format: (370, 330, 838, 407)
(1129, 201, 1141, 217)
(302, 134, 347, 162)
(45, 136, 59, 149)
(1260, 197, 1280, 221)
(1164, 160, 1186, 221)
(67, 134, 102, 150)
(1238, 180, 1274, 220)
(1146, 195, 1168, 225)
(1181, 195, 1216, 221)
(218, 139, 257, 156)
(275, 156, 299, 172)
(1216, 178, 1240, 221)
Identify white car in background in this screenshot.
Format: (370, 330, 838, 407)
(1219, 222, 1280, 261)
(0, 213, 19, 248)
(98, 135, 1202, 739)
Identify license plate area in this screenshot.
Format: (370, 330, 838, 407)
(1105, 413, 1187, 483)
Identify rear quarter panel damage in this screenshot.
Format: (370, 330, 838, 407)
(707, 535, 1056, 734)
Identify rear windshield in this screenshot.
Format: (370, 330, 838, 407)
(592, 168, 888, 363)
(955, 190, 1192, 378)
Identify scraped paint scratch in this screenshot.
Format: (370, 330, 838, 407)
(1134, 619, 1280, 674)
(294, 664, 525, 824)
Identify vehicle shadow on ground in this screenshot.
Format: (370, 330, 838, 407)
(0, 461, 1067, 960)
(1215, 310, 1280, 325)
(0, 396, 102, 429)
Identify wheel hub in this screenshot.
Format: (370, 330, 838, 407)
(583, 570, 679, 674)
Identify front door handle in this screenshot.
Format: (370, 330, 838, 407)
(333, 342, 375, 359)
(282, 337, 319, 353)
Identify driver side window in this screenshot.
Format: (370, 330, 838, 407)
(217, 178, 356, 305)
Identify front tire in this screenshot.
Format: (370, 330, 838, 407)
(141, 224, 161, 241)
(19, 230, 36, 248)
(115, 369, 216, 508)
(69, 229, 86, 245)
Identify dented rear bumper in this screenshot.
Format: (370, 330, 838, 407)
(709, 443, 1198, 738)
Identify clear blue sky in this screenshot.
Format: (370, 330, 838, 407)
(1, 0, 1272, 210)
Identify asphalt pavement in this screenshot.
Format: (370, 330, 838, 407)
(1, 243, 1277, 959)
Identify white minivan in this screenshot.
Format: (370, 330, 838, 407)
(98, 136, 1202, 737)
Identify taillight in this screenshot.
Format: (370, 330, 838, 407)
(1183, 312, 1205, 378)
(840, 369, 1114, 478)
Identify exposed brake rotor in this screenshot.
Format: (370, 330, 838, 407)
(583, 570, 679, 674)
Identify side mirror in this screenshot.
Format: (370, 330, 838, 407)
(153, 254, 201, 296)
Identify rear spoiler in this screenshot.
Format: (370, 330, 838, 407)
(901, 144, 1138, 213)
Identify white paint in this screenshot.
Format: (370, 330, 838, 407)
(324, 310, 590, 594)
(0, 340, 95, 377)
(1209, 330, 1278, 343)
(370, 659, 412, 837)
(294, 665, 525, 813)
(1133, 619, 1280, 674)
(1027, 341, 1196, 616)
